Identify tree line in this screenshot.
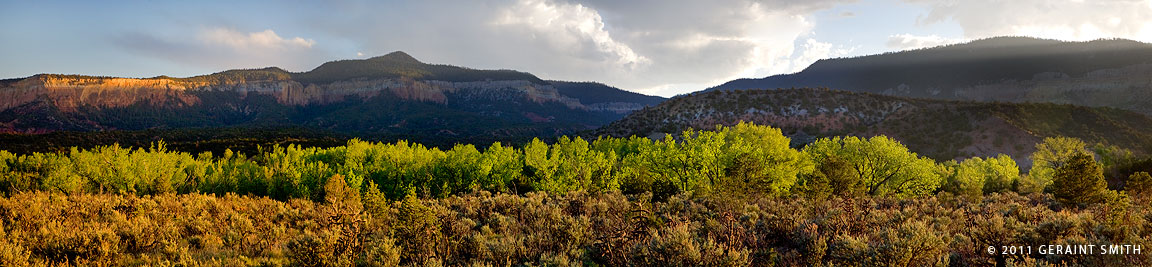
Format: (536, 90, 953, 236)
(0, 122, 1146, 206)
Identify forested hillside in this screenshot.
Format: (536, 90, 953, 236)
(708, 37, 1152, 115)
(595, 88, 1152, 166)
(1, 123, 1151, 265)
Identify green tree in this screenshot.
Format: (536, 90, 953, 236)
(720, 122, 812, 196)
(476, 142, 522, 193)
(803, 136, 942, 197)
(980, 155, 1020, 194)
(1025, 137, 1089, 193)
(522, 138, 557, 192)
(944, 155, 1019, 197)
(429, 144, 484, 198)
(1051, 153, 1107, 205)
(640, 129, 728, 193)
(546, 136, 616, 193)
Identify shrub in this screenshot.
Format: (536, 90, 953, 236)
(1125, 172, 1152, 199)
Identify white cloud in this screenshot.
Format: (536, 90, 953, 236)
(494, 0, 648, 70)
(303, 0, 852, 97)
(886, 34, 965, 50)
(794, 38, 855, 69)
(103, 0, 855, 97)
(908, 0, 1152, 42)
(114, 28, 328, 72)
(199, 28, 315, 50)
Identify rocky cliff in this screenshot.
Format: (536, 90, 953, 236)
(0, 52, 665, 146)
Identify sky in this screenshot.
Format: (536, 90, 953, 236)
(3, 0, 1152, 97)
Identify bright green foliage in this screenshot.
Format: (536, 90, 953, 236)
(429, 144, 483, 198)
(1051, 153, 1107, 205)
(523, 136, 618, 194)
(944, 155, 1019, 197)
(979, 155, 1021, 194)
(640, 129, 729, 194)
(591, 136, 651, 195)
(552, 136, 617, 193)
(803, 136, 943, 197)
(0, 123, 950, 201)
(633, 122, 810, 196)
(523, 138, 558, 192)
(1026, 137, 1090, 193)
(720, 122, 813, 196)
(477, 142, 523, 193)
(339, 139, 444, 200)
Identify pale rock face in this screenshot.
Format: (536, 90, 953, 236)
(0, 75, 640, 113)
(2, 77, 205, 111)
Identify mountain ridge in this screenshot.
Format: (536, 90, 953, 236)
(707, 37, 1152, 115)
(0, 52, 664, 149)
(594, 88, 1152, 167)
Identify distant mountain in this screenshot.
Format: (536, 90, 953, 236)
(708, 37, 1152, 114)
(0, 52, 664, 150)
(594, 88, 1152, 167)
(294, 52, 546, 84)
(549, 81, 665, 111)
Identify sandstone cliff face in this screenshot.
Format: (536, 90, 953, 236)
(0, 75, 635, 113)
(0, 76, 205, 111)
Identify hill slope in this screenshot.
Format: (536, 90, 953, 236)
(0, 52, 663, 150)
(708, 37, 1152, 114)
(594, 88, 1152, 167)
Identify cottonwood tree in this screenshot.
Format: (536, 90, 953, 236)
(803, 136, 943, 197)
(1025, 137, 1090, 193)
(944, 154, 1019, 197)
(720, 122, 812, 196)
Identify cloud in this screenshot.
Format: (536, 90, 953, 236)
(494, 0, 648, 69)
(199, 28, 315, 50)
(301, 0, 852, 97)
(96, 0, 856, 96)
(907, 0, 1152, 42)
(113, 27, 328, 72)
(886, 34, 965, 50)
(795, 38, 855, 66)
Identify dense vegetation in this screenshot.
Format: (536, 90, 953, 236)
(0, 127, 348, 156)
(598, 88, 1152, 161)
(1, 187, 1148, 266)
(1, 122, 1151, 265)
